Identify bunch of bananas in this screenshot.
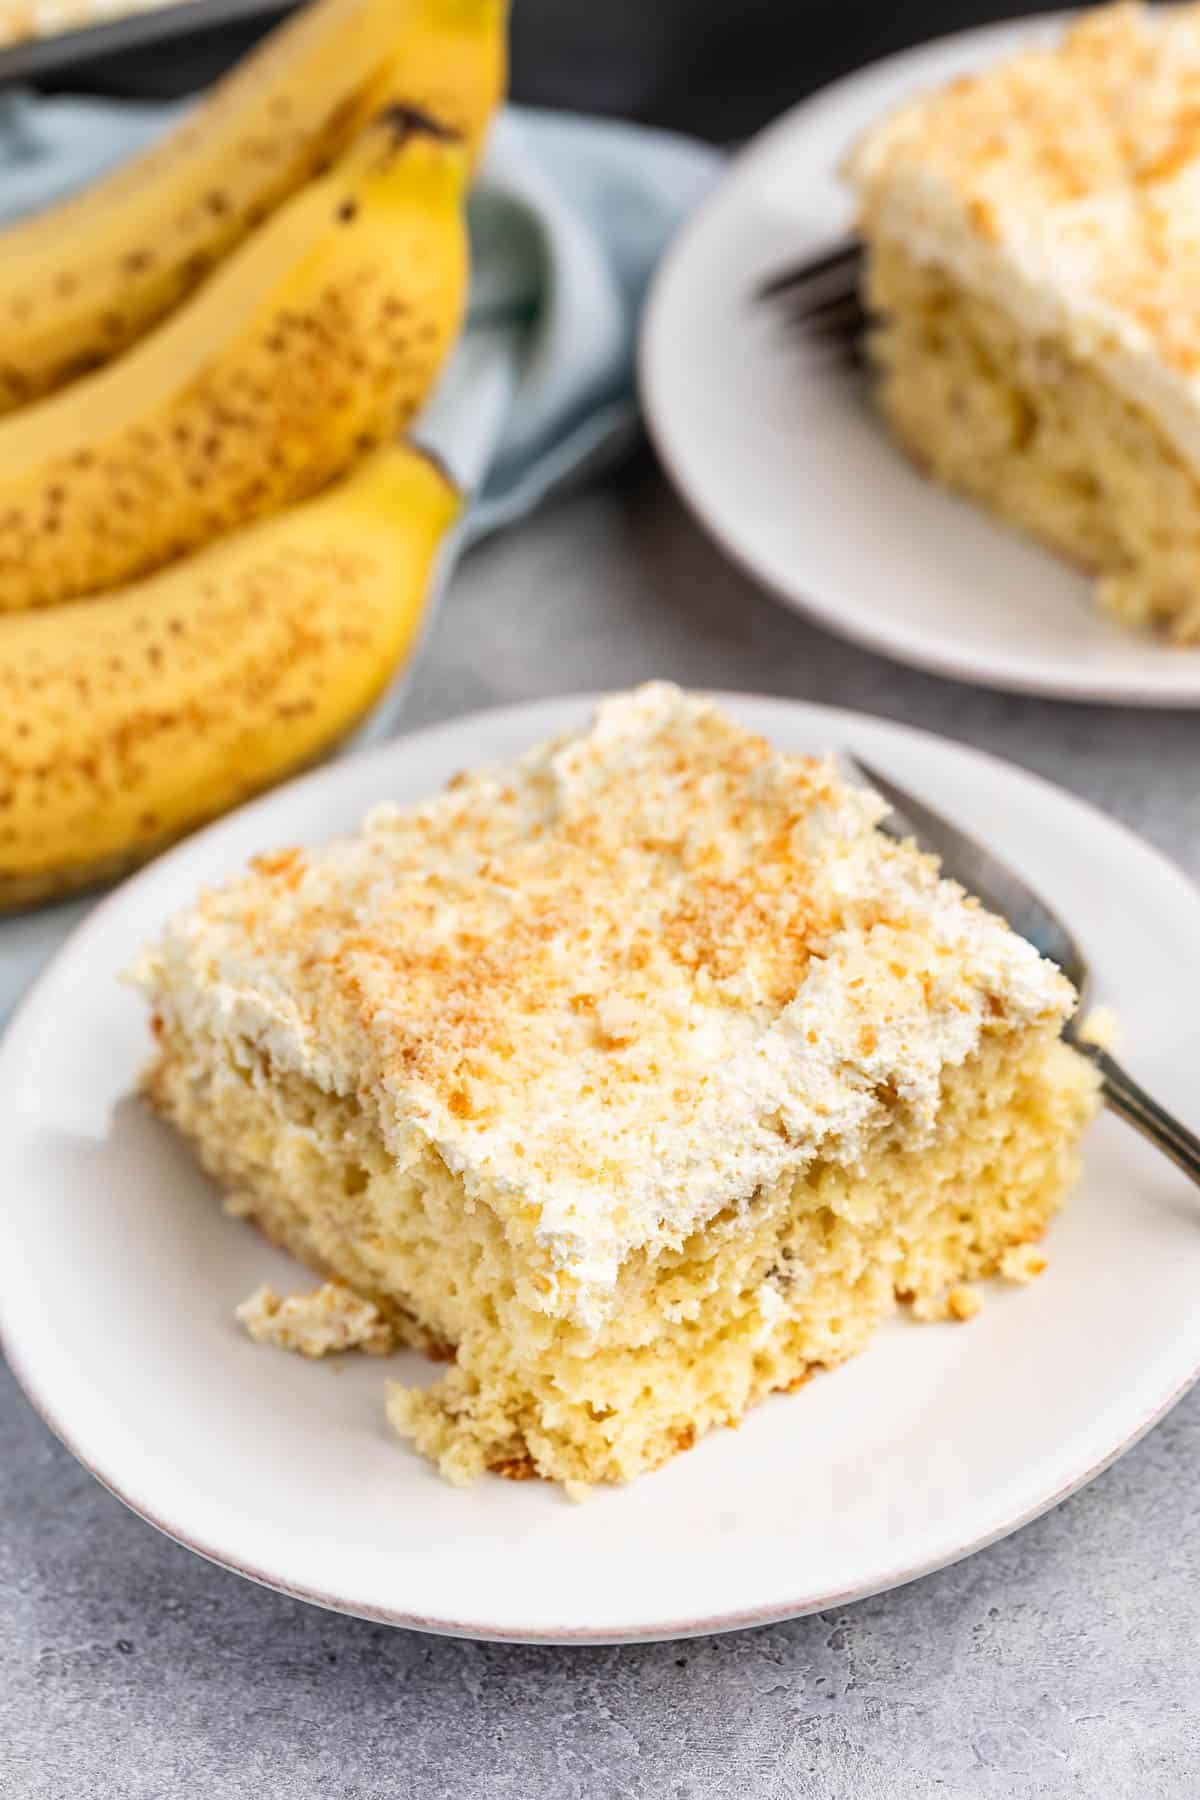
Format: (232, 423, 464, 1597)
(0, 0, 506, 908)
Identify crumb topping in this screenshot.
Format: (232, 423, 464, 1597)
(133, 684, 1073, 1326)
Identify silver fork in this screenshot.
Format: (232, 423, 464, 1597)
(756, 240, 867, 362)
(847, 755, 1200, 1186)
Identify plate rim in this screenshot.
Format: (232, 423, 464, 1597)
(4, 688, 1200, 1644)
(638, 13, 1200, 709)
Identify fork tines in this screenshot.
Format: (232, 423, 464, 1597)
(755, 237, 868, 361)
(754, 238, 863, 303)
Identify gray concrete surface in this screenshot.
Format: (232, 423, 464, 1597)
(4, 450, 1199, 1798)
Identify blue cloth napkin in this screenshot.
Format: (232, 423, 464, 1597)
(0, 91, 722, 1024)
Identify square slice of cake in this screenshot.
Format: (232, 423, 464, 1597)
(131, 685, 1099, 1493)
(847, 1, 1200, 642)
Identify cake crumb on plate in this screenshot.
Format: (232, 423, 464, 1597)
(236, 1282, 396, 1358)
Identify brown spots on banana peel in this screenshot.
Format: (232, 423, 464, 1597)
(0, 121, 468, 611)
(378, 103, 465, 145)
(0, 444, 459, 909)
(0, 0, 505, 413)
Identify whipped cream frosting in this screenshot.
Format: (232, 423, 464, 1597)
(847, 3, 1200, 472)
(133, 684, 1073, 1327)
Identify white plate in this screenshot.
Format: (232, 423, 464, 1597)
(640, 16, 1200, 706)
(3, 693, 1200, 1644)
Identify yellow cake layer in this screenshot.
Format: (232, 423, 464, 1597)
(866, 241, 1200, 643)
(145, 1016, 1098, 1493)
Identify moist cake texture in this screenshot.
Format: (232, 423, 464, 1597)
(847, 2, 1200, 642)
(132, 684, 1099, 1492)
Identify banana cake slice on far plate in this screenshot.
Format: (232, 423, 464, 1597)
(848, 1, 1200, 643)
(131, 684, 1099, 1495)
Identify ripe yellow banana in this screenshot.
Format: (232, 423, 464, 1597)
(0, 440, 461, 910)
(0, 0, 505, 413)
(0, 108, 468, 614)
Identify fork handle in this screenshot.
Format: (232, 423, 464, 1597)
(1077, 1045, 1200, 1187)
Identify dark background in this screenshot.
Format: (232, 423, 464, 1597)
(33, 0, 1080, 137)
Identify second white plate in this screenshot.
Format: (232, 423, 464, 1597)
(3, 693, 1200, 1641)
(640, 15, 1200, 706)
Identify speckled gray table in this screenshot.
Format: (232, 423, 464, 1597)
(4, 450, 1199, 1799)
